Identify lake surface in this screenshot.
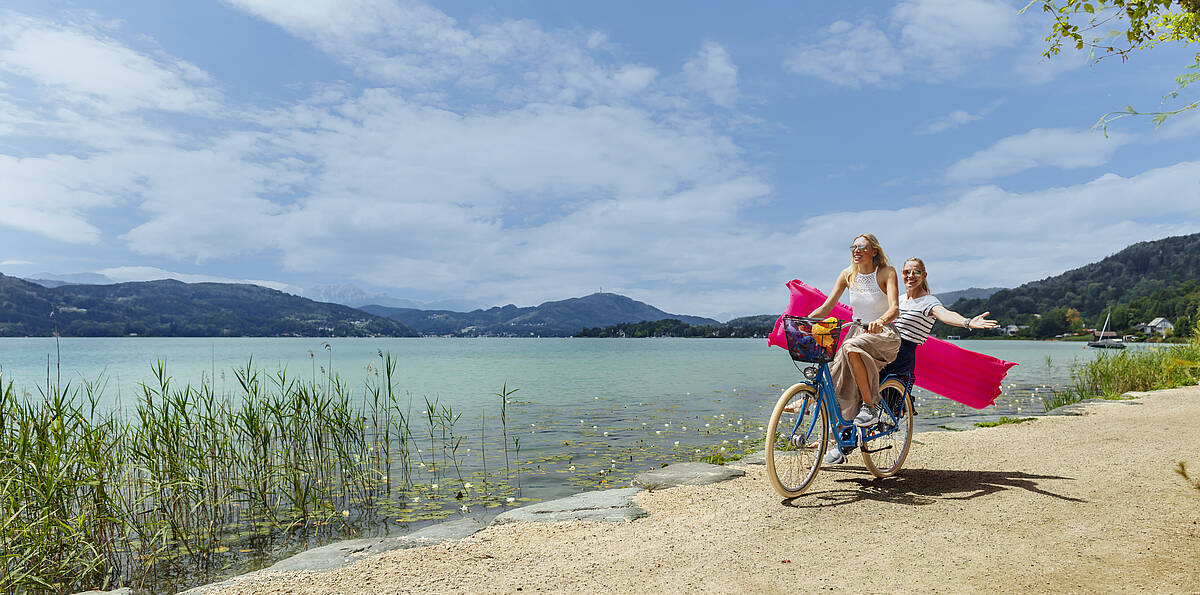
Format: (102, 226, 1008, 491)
(0, 335, 1130, 450)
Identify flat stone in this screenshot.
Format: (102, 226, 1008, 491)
(737, 451, 765, 465)
(491, 487, 647, 524)
(631, 462, 745, 490)
(72, 589, 132, 595)
(180, 518, 486, 594)
(265, 517, 486, 572)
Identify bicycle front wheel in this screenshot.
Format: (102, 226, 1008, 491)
(765, 383, 827, 498)
(861, 378, 913, 478)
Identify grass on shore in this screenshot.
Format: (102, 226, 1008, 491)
(974, 416, 1037, 428)
(1042, 340, 1200, 411)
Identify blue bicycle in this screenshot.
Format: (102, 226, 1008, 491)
(765, 316, 915, 498)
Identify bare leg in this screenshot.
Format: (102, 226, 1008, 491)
(848, 351, 876, 407)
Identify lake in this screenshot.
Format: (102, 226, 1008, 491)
(0, 335, 1126, 463)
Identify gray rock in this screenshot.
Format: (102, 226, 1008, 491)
(491, 487, 647, 524)
(631, 462, 745, 490)
(72, 589, 132, 595)
(180, 518, 486, 594)
(266, 517, 486, 572)
(737, 451, 765, 465)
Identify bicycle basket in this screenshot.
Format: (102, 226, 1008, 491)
(782, 316, 842, 363)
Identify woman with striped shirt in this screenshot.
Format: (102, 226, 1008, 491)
(882, 257, 999, 386)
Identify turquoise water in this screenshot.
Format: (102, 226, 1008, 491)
(0, 336, 1129, 445)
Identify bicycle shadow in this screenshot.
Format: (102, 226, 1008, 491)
(782, 466, 1086, 508)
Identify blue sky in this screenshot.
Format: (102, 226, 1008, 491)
(1, 1, 1198, 320)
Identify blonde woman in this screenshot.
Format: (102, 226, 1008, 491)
(882, 257, 999, 386)
(808, 233, 900, 464)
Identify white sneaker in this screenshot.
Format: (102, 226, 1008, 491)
(853, 404, 879, 427)
(823, 446, 846, 465)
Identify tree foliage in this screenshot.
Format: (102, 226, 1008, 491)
(1030, 0, 1200, 125)
(938, 233, 1200, 339)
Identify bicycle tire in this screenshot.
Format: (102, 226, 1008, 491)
(765, 383, 827, 498)
(861, 378, 913, 478)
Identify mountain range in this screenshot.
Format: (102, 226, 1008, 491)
(360, 293, 719, 337)
(0, 274, 417, 337)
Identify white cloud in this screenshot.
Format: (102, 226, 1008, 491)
(0, 15, 220, 114)
(682, 41, 738, 107)
(786, 0, 1022, 87)
(919, 109, 982, 135)
(224, 0, 659, 107)
(945, 127, 1131, 182)
(893, 0, 1021, 78)
(1157, 108, 1200, 139)
(765, 162, 1200, 313)
(917, 99, 1005, 134)
(1, 259, 33, 266)
(785, 21, 902, 87)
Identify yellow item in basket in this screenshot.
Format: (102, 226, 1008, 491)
(812, 317, 837, 351)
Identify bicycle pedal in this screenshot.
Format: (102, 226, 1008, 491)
(862, 444, 893, 454)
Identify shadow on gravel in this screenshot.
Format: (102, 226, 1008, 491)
(783, 467, 1085, 508)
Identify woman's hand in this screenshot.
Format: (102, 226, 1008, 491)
(867, 319, 883, 334)
(966, 311, 999, 330)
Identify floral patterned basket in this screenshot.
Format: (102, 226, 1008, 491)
(782, 316, 843, 363)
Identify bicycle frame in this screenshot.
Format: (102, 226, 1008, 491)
(789, 362, 906, 453)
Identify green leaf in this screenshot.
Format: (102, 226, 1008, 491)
(1084, 3, 1095, 13)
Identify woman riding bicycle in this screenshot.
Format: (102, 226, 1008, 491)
(807, 233, 900, 464)
(881, 257, 999, 387)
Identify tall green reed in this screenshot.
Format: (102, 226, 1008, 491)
(1043, 341, 1200, 410)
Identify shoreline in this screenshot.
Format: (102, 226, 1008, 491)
(195, 385, 1200, 594)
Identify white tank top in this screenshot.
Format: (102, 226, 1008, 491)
(845, 268, 888, 323)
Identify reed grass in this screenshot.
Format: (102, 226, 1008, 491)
(1, 349, 755, 593)
(1042, 341, 1200, 411)
(0, 351, 524, 593)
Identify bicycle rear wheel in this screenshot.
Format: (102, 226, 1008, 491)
(765, 383, 827, 498)
(861, 378, 913, 478)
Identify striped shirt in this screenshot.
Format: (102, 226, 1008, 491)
(894, 293, 941, 344)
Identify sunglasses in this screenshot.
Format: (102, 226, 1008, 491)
(902, 270, 925, 276)
(849, 244, 871, 253)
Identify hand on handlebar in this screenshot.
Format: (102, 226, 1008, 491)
(867, 319, 883, 334)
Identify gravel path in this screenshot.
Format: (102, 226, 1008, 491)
(211, 386, 1200, 594)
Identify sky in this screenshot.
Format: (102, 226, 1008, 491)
(1, 0, 1198, 320)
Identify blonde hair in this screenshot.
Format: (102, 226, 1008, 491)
(904, 257, 930, 295)
(848, 233, 890, 290)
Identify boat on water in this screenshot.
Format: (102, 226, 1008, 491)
(1087, 312, 1126, 349)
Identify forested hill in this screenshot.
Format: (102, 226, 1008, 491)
(0, 274, 418, 337)
(362, 292, 720, 337)
(945, 232, 1200, 336)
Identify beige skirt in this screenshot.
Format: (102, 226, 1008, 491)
(831, 324, 901, 421)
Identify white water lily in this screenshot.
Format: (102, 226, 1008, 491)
(464, 482, 473, 489)
(431, 483, 438, 489)
(506, 497, 516, 503)
(460, 504, 469, 512)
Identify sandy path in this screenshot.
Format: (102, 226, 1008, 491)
(216, 387, 1200, 594)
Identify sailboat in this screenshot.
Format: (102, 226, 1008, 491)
(1087, 312, 1126, 349)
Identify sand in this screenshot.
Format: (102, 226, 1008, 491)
(211, 386, 1200, 594)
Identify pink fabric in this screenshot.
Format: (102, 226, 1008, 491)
(767, 279, 1017, 409)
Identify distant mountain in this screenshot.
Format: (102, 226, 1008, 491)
(361, 292, 719, 337)
(25, 272, 118, 287)
(943, 232, 1200, 337)
(302, 284, 423, 309)
(0, 273, 418, 337)
(935, 287, 1003, 305)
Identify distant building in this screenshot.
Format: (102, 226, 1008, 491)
(1143, 317, 1174, 337)
(1002, 324, 1028, 337)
